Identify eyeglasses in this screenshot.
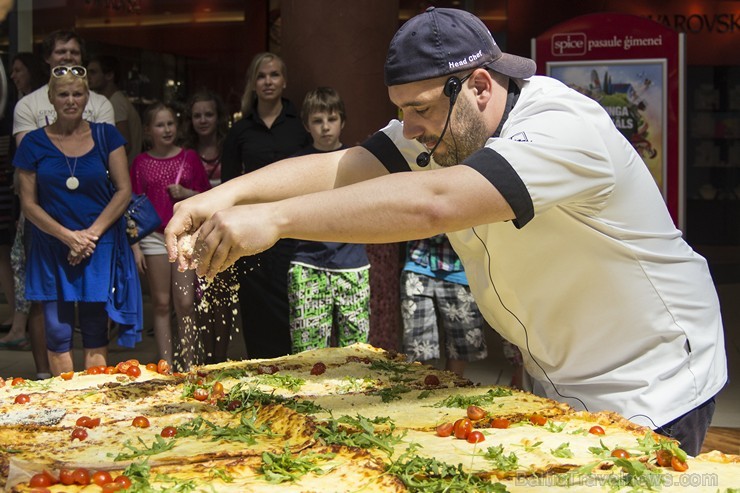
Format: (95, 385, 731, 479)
(51, 66, 87, 78)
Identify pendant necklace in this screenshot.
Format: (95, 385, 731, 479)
(54, 131, 79, 190)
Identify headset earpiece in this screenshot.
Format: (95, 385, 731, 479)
(444, 76, 461, 104)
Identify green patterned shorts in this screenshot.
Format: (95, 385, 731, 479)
(288, 264, 371, 353)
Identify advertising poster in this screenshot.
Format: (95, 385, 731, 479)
(533, 13, 684, 227)
(548, 60, 665, 191)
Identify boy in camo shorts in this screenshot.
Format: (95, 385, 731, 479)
(287, 88, 371, 352)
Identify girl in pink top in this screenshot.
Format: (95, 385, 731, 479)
(130, 102, 210, 371)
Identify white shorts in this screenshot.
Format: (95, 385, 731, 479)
(139, 231, 167, 256)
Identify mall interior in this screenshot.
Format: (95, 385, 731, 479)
(0, 0, 737, 453)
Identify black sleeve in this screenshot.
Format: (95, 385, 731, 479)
(463, 147, 534, 228)
(220, 126, 242, 183)
(360, 131, 411, 174)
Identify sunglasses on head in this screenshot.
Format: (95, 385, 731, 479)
(51, 66, 87, 78)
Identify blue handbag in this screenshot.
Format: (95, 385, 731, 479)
(124, 192, 161, 244)
(96, 124, 161, 244)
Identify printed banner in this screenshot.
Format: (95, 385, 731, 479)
(533, 13, 684, 227)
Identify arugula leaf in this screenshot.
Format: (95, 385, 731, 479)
(111, 436, 176, 461)
(121, 461, 153, 493)
(208, 467, 234, 483)
(253, 373, 305, 392)
(417, 390, 432, 399)
(607, 458, 665, 490)
(259, 445, 336, 484)
(544, 420, 566, 433)
(372, 385, 411, 402)
(550, 442, 574, 458)
(588, 439, 611, 458)
(387, 444, 509, 492)
(431, 388, 513, 409)
(315, 415, 405, 455)
(481, 444, 519, 471)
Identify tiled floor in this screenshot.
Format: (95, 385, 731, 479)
(0, 283, 737, 429)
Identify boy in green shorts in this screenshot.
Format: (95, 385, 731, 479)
(287, 87, 371, 353)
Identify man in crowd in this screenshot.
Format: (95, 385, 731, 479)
(86, 55, 142, 165)
(164, 8, 726, 455)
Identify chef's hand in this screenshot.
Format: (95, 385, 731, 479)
(165, 191, 235, 271)
(193, 204, 280, 280)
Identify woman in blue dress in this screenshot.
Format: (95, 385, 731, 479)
(13, 66, 142, 376)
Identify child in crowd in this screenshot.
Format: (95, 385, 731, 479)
(400, 234, 487, 377)
(288, 87, 371, 353)
(181, 90, 237, 365)
(130, 102, 210, 371)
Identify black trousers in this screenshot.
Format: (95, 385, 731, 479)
(654, 396, 716, 456)
(235, 240, 295, 359)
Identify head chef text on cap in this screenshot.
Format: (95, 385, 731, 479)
(449, 49, 485, 70)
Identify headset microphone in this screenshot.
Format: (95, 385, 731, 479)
(415, 72, 470, 167)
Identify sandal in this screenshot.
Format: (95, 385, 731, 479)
(0, 337, 29, 350)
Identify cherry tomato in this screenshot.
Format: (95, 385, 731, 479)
(72, 468, 91, 485)
(126, 365, 142, 378)
(71, 427, 88, 441)
(211, 382, 225, 396)
(655, 449, 673, 467)
(436, 422, 454, 437)
(14, 394, 30, 404)
(310, 362, 327, 375)
(102, 483, 124, 493)
(87, 366, 102, 375)
(59, 468, 75, 485)
(76, 416, 91, 427)
(226, 399, 242, 412)
(611, 449, 631, 459)
(92, 470, 113, 486)
(104, 366, 117, 375)
(671, 455, 689, 472)
(132, 416, 150, 428)
(467, 430, 486, 443)
(529, 415, 547, 426)
(491, 418, 511, 429)
(157, 359, 171, 375)
(113, 475, 132, 488)
(146, 363, 158, 372)
(126, 359, 140, 367)
(193, 388, 209, 401)
(467, 405, 486, 421)
(589, 425, 605, 435)
(11, 377, 25, 386)
(115, 361, 131, 375)
(29, 471, 54, 487)
(60, 371, 74, 381)
(424, 374, 440, 386)
(453, 418, 473, 440)
(86, 417, 101, 428)
(161, 426, 178, 438)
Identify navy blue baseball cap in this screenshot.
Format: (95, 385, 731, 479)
(385, 7, 536, 86)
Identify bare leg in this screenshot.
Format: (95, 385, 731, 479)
(28, 303, 51, 376)
(0, 311, 27, 343)
(144, 254, 174, 365)
(48, 350, 74, 376)
(0, 244, 15, 326)
(84, 346, 107, 369)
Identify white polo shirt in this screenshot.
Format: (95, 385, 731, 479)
(13, 84, 115, 135)
(362, 76, 727, 428)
